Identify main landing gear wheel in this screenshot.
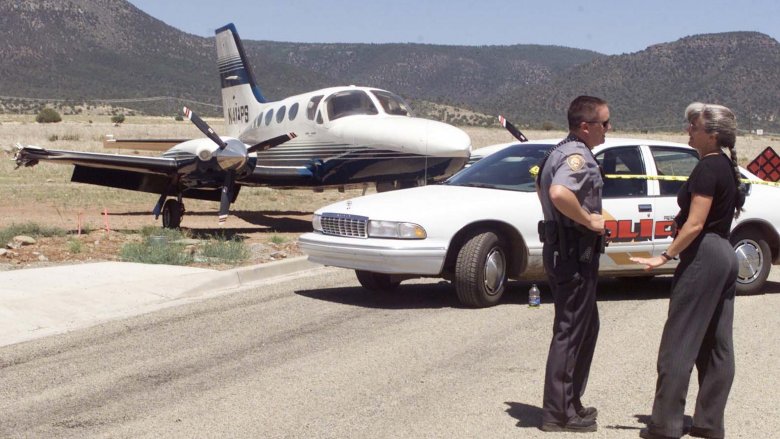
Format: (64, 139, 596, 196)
(355, 270, 401, 291)
(162, 199, 184, 229)
(730, 229, 771, 295)
(455, 231, 507, 308)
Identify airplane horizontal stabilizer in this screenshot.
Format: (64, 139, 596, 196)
(103, 136, 188, 151)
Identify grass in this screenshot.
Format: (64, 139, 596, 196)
(120, 228, 249, 266)
(0, 222, 67, 244)
(269, 235, 287, 244)
(67, 238, 83, 254)
(120, 240, 193, 265)
(201, 237, 250, 264)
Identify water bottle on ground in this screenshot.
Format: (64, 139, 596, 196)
(528, 283, 541, 308)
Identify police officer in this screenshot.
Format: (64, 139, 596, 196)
(536, 95, 609, 433)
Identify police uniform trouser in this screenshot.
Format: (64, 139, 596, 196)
(647, 232, 737, 439)
(541, 243, 600, 425)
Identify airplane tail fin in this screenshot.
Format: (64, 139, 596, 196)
(215, 23, 265, 137)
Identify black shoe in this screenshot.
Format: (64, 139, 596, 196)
(688, 426, 723, 439)
(540, 415, 597, 433)
(577, 406, 598, 421)
(638, 427, 678, 439)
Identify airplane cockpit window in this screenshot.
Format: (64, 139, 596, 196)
(277, 106, 286, 123)
(371, 90, 413, 116)
(324, 90, 378, 121)
(264, 109, 274, 126)
(307, 95, 323, 120)
(289, 103, 299, 120)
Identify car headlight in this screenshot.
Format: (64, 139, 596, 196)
(312, 214, 322, 231)
(368, 220, 427, 239)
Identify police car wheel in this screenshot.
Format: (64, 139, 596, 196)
(455, 231, 507, 308)
(355, 270, 401, 292)
(162, 199, 183, 229)
(730, 229, 771, 295)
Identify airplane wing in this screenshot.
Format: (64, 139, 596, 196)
(14, 144, 186, 175)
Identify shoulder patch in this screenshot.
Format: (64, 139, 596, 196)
(566, 154, 585, 171)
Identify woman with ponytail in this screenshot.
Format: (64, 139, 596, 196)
(630, 103, 744, 439)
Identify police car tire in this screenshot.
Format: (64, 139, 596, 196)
(455, 231, 507, 308)
(730, 229, 771, 295)
(162, 199, 183, 229)
(355, 270, 401, 292)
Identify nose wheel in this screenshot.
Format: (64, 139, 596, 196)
(162, 199, 185, 229)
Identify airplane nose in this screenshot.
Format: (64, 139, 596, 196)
(423, 120, 471, 157)
(329, 117, 471, 158)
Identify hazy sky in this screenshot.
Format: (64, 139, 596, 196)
(127, 0, 780, 55)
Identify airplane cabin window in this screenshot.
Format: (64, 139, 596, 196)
(325, 90, 379, 121)
(289, 103, 299, 120)
(254, 112, 263, 128)
(371, 90, 413, 116)
(307, 95, 323, 120)
(264, 109, 274, 126)
(277, 106, 286, 123)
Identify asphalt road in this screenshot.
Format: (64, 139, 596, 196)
(1, 267, 779, 438)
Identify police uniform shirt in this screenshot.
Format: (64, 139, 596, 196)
(538, 136, 604, 227)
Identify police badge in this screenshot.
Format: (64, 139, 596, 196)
(566, 154, 585, 171)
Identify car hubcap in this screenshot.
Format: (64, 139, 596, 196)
(734, 239, 762, 284)
(483, 247, 506, 295)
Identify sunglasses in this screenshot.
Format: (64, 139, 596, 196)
(585, 119, 610, 129)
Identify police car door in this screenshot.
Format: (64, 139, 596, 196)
(595, 145, 655, 272)
(646, 144, 700, 257)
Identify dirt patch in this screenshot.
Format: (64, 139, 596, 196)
(0, 201, 312, 271)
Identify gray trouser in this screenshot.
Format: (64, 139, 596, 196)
(541, 243, 600, 424)
(648, 233, 737, 438)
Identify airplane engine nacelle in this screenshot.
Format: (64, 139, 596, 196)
(196, 145, 214, 161)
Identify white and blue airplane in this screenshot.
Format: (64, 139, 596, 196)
(14, 23, 471, 228)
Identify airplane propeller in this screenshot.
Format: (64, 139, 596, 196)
(498, 115, 529, 142)
(183, 106, 228, 150)
(181, 106, 296, 226)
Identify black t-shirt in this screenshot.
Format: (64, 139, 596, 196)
(675, 153, 738, 238)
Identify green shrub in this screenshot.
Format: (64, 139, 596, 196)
(111, 114, 126, 124)
(36, 108, 62, 123)
(201, 238, 249, 264)
(174, 115, 184, 121)
(120, 240, 193, 265)
(67, 239, 83, 254)
(270, 235, 287, 244)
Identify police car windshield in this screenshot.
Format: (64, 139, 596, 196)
(446, 143, 551, 192)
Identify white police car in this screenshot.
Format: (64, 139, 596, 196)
(299, 138, 780, 307)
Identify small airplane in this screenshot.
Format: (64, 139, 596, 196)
(14, 23, 471, 228)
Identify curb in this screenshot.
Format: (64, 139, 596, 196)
(179, 256, 324, 298)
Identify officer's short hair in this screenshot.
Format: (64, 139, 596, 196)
(568, 95, 608, 130)
(685, 102, 736, 148)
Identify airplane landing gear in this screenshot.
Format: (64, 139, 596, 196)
(162, 199, 185, 229)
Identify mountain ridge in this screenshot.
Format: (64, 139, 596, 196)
(2, 0, 779, 131)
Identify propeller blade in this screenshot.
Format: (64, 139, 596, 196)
(218, 171, 236, 225)
(498, 115, 529, 142)
(183, 106, 228, 150)
(247, 132, 297, 153)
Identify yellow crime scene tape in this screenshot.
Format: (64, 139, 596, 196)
(528, 165, 780, 187)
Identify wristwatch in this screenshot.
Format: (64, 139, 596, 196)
(661, 250, 677, 261)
